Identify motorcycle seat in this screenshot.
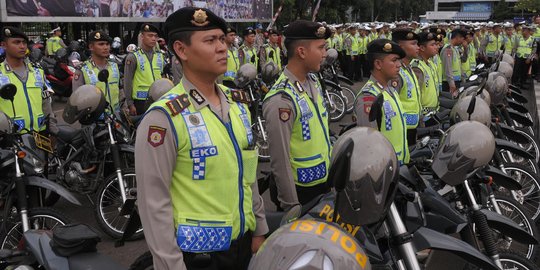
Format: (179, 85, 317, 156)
(55, 125, 82, 142)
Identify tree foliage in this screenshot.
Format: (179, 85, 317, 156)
(493, 0, 512, 21)
(515, 0, 540, 13)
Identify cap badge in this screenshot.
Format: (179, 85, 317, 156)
(192, 9, 209, 27)
(4, 29, 10, 37)
(316, 26, 326, 38)
(383, 43, 392, 52)
(94, 32, 101, 40)
(437, 34, 443, 40)
(406, 32, 414, 39)
(227, 28, 231, 32)
(144, 25, 150, 31)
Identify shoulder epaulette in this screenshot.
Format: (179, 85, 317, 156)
(165, 93, 190, 116)
(231, 89, 251, 104)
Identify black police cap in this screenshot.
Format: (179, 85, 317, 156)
(283, 20, 331, 40)
(417, 32, 436, 45)
(88, 30, 111, 43)
(1, 27, 28, 42)
(367, 39, 406, 59)
(243, 27, 255, 36)
(226, 26, 237, 34)
(164, 7, 227, 39)
(267, 29, 280, 35)
(391, 29, 419, 42)
(141, 23, 160, 35)
(450, 29, 467, 39)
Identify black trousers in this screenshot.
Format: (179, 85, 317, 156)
(183, 231, 252, 270)
(442, 81, 461, 93)
(407, 128, 417, 147)
(345, 55, 354, 80)
(512, 57, 531, 86)
(269, 177, 329, 211)
(338, 51, 347, 75)
(353, 55, 363, 81)
(133, 100, 148, 116)
(359, 54, 370, 78)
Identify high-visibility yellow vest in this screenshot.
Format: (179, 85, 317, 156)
(397, 65, 421, 129)
(485, 33, 503, 57)
(132, 48, 165, 100)
(412, 58, 439, 112)
(239, 45, 259, 67)
(224, 48, 239, 82)
(81, 60, 121, 110)
(440, 44, 461, 82)
(263, 44, 282, 70)
(46, 36, 63, 56)
(516, 36, 534, 58)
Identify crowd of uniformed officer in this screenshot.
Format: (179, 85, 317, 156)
(1, 9, 540, 270)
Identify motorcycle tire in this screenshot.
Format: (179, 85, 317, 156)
(251, 120, 270, 162)
(95, 168, 143, 240)
(497, 163, 540, 222)
(129, 251, 153, 270)
(327, 91, 346, 122)
(0, 207, 71, 249)
(340, 86, 356, 114)
(498, 250, 540, 270)
(493, 194, 539, 263)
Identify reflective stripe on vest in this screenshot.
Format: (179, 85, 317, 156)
(358, 80, 409, 165)
(486, 33, 503, 57)
(516, 36, 534, 58)
(146, 83, 256, 252)
(132, 49, 164, 100)
(241, 46, 258, 67)
(412, 59, 439, 112)
(441, 44, 461, 82)
(224, 48, 239, 81)
(81, 61, 121, 110)
(264, 45, 282, 70)
(0, 63, 45, 132)
(264, 73, 331, 187)
(398, 66, 421, 129)
(46, 36, 62, 55)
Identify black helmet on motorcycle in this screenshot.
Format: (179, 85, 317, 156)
(331, 127, 398, 227)
(248, 220, 371, 270)
(55, 48, 68, 60)
(0, 111, 13, 135)
(486, 72, 508, 106)
(261, 61, 280, 85)
(29, 48, 43, 63)
(68, 40, 80, 52)
(63, 85, 106, 125)
(432, 121, 495, 186)
(451, 96, 492, 127)
(461, 86, 491, 106)
(148, 78, 174, 103)
(497, 61, 513, 82)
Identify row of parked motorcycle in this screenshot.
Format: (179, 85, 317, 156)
(0, 46, 539, 269)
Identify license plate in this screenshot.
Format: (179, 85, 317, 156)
(33, 132, 53, 153)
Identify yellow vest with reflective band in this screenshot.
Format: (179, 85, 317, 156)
(264, 73, 331, 187)
(486, 33, 503, 57)
(516, 36, 534, 58)
(132, 48, 164, 101)
(357, 36, 369, 54)
(431, 54, 443, 92)
(368, 32, 378, 42)
(468, 43, 477, 71)
(397, 65, 421, 129)
(412, 58, 439, 112)
(239, 45, 259, 67)
(326, 37, 335, 49)
(334, 35, 343, 51)
(357, 79, 409, 165)
(533, 27, 540, 41)
(81, 60, 121, 110)
(460, 46, 471, 78)
(224, 48, 239, 82)
(0, 62, 46, 132)
(146, 83, 257, 253)
(46, 36, 62, 56)
(440, 44, 461, 82)
(503, 34, 514, 54)
(263, 44, 282, 70)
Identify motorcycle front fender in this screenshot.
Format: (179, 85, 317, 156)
(25, 176, 81, 206)
(480, 209, 538, 245)
(323, 79, 340, 90)
(495, 138, 534, 160)
(506, 99, 529, 114)
(509, 89, 528, 104)
(508, 109, 533, 126)
(498, 123, 530, 144)
(337, 74, 354, 85)
(413, 227, 499, 270)
(484, 166, 523, 190)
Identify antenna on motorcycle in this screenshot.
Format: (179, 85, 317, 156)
(329, 138, 354, 223)
(467, 96, 476, 120)
(0, 83, 18, 117)
(368, 93, 384, 130)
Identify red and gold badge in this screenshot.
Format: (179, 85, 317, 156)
(148, 126, 166, 147)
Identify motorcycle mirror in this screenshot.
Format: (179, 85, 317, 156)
(98, 69, 109, 83)
(368, 93, 384, 129)
(279, 204, 302, 226)
(476, 63, 485, 70)
(329, 138, 354, 192)
(469, 74, 478, 82)
(458, 86, 465, 93)
(0, 83, 17, 102)
(466, 96, 476, 117)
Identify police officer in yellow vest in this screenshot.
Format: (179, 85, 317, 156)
(45, 27, 66, 57)
(0, 27, 57, 134)
(221, 27, 240, 88)
(259, 29, 282, 71)
(481, 23, 503, 63)
(502, 23, 515, 55)
(354, 39, 409, 165)
(135, 7, 268, 270)
(441, 29, 466, 96)
(124, 23, 165, 116)
(392, 29, 422, 145)
(412, 32, 440, 115)
(512, 25, 537, 87)
(72, 30, 122, 111)
(358, 26, 370, 79)
(343, 25, 359, 80)
(262, 20, 332, 211)
(238, 27, 259, 68)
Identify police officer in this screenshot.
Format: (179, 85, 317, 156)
(412, 32, 440, 115)
(46, 26, 66, 56)
(239, 27, 259, 68)
(72, 30, 122, 111)
(0, 27, 57, 134)
(124, 23, 165, 116)
(503, 23, 515, 55)
(481, 23, 503, 63)
(392, 29, 421, 144)
(343, 25, 358, 80)
(262, 20, 332, 211)
(512, 25, 537, 87)
(135, 7, 267, 270)
(259, 29, 282, 71)
(222, 27, 239, 88)
(441, 29, 466, 96)
(354, 39, 409, 165)
(358, 26, 370, 80)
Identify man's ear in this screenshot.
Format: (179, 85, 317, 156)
(174, 40, 188, 62)
(373, 59, 382, 71)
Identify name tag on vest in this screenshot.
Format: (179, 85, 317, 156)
(298, 98, 313, 121)
(190, 146, 218, 158)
